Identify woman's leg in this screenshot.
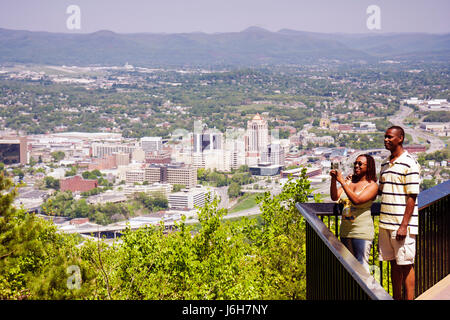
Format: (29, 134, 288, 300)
(351, 238, 372, 272)
(340, 237, 355, 256)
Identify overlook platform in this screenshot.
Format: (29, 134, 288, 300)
(297, 180, 449, 300)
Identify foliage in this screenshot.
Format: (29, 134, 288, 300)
(41, 191, 132, 225)
(420, 178, 437, 191)
(134, 192, 168, 212)
(64, 165, 78, 177)
(423, 111, 450, 123)
(172, 184, 185, 192)
(0, 173, 92, 299)
(50, 151, 65, 162)
(77, 168, 316, 299)
(2, 166, 317, 299)
(43, 176, 60, 190)
(227, 182, 241, 198)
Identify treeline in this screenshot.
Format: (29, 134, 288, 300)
(197, 166, 255, 187)
(423, 111, 450, 123)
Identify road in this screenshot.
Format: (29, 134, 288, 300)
(390, 105, 445, 154)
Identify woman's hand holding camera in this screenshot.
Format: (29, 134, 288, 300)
(330, 169, 345, 185)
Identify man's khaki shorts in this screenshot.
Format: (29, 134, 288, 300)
(378, 228, 416, 265)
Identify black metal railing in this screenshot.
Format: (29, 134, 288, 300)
(297, 180, 449, 300)
(297, 202, 392, 300)
(416, 180, 450, 296)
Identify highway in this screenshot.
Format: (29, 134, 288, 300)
(390, 105, 445, 154)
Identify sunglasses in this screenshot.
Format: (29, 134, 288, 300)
(354, 161, 366, 167)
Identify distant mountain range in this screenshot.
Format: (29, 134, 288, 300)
(0, 27, 449, 67)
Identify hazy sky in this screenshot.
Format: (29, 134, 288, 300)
(0, 0, 449, 34)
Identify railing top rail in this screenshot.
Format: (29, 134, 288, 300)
(300, 202, 381, 216)
(304, 179, 449, 216)
(418, 179, 450, 210)
(296, 202, 393, 300)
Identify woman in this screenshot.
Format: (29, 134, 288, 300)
(330, 154, 378, 272)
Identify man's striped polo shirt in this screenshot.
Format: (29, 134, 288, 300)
(379, 150, 421, 234)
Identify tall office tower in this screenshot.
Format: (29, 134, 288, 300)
(246, 114, 269, 165)
(192, 131, 222, 153)
(141, 137, 162, 153)
(191, 128, 225, 170)
(261, 143, 285, 166)
(224, 128, 246, 170)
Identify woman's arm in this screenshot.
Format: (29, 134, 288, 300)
(330, 169, 343, 201)
(339, 180, 378, 205)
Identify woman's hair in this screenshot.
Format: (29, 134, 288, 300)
(358, 154, 377, 182)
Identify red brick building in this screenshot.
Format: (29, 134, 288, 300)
(404, 144, 427, 153)
(60, 175, 98, 193)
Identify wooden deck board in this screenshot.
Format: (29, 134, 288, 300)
(416, 274, 450, 300)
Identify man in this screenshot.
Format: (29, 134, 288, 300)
(378, 126, 420, 300)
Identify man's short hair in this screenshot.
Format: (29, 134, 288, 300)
(387, 126, 405, 144)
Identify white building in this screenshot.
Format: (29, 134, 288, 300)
(168, 187, 206, 210)
(122, 183, 173, 198)
(246, 114, 269, 166)
(92, 142, 135, 158)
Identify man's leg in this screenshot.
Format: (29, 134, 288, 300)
(402, 264, 415, 300)
(390, 261, 415, 300)
(390, 260, 403, 300)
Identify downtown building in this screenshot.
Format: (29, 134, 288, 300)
(0, 136, 28, 165)
(60, 175, 98, 193)
(91, 142, 136, 158)
(191, 127, 231, 172)
(246, 113, 270, 166)
(168, 187, 206, 210)
(125, 163, 197, 189)
(141, 137, 163, 153)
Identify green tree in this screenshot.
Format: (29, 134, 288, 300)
(172, 184, 186, 192)
(0, 173, 94, 299)
(44, 176, 60, 190)
(227, 182, 241, 198)
(51, 151, 65, 162)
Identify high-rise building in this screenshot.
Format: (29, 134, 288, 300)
(261, 143, 285, 166)
(224, 128, 246, 170)
(141, 137, 162, 153)
(0, 136, 28, 165)
(247, 113, 269, 153)
(246, 114, 269, 165)
(191, 129, 226, 171)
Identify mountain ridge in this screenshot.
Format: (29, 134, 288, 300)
(0, 27, 448, 67)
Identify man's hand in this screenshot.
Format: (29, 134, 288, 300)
(396, 225, 408, 241)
